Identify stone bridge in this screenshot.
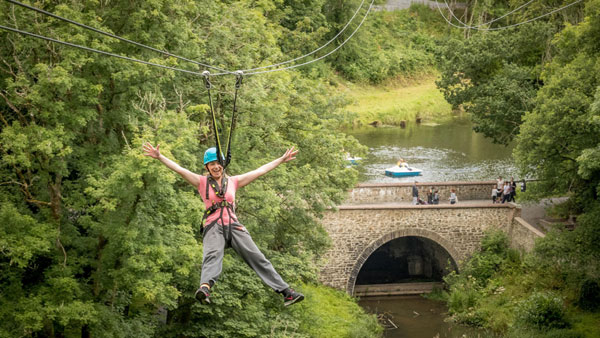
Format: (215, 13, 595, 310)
(318, 181, 544, 295)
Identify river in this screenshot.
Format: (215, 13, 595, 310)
(359, 296, 497, 338)
(346, 116, 518, 183)
(346, 116, 515, 337)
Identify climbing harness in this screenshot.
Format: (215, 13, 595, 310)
(206, 175, 228, 199)
(200, 175, 238, 245)
(202, 71, 243, 169)
(199, 72, 242, 242)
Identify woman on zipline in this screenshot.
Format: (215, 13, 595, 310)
(143, 143, 304, 306)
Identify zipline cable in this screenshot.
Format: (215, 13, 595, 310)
(4, 0, 374, 77)
(4, 0, 233, 74)
(238, 0, 366, 73)
(0, 24, 206, 76)
(436, 0, 585, 31)
(214, 0, 375, 76)
(443, 0, 537, 29)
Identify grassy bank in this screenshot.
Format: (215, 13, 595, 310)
(338, 75, 453, 127)
(431, 228, 600, 337)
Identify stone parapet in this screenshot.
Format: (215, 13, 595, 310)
(503, 216, 545, 252)
(347, 181, 496, 204)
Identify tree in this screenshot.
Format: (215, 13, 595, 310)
(0, 0, 371, 337)
(514, 0, 600, 206)
(436, 21, 556, 144)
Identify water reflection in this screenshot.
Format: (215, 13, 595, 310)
(345, 117, 518, 183)
(359, 296, 493, 338)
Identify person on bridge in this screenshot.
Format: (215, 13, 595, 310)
(502, 182, 511, 203)
(412, 181, 419, 205)
(427, 188, 434, 204)
(449, 189, 458, 204)
(143, 143, 304, 307)
(497, 176, 504, 191)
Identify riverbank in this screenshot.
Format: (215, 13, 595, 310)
(338, 74, 453, 127)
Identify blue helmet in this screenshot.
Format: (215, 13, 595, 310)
(203, 147, 223, 165)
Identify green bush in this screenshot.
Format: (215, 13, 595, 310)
(516, 291, 569, 330)
(509, 328, 585, 338)
(453, 230, 518, 288)
(543, 329, 585, 338)
(577, 279, 600, 311)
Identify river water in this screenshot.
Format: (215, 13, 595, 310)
(346, 116, 514, 337)
(345, 116, 518, 183)
(359, 296, 495, 338)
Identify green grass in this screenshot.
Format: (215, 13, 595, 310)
(570, 311, 600, 338)
(295, 284, 383, 338)
(338, 74, 453, 127)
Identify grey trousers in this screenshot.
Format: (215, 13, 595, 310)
(200, 222, 289, 292)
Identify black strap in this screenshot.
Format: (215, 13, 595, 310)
(202, 71, 243, 169)
(206, 176, 228, 199)
(224, 71, 243, 168)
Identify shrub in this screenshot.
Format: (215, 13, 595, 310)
(447, 283, 480, 314)
(516, 291, 569, 330)
(459, 230, 518, 288)
(577, 279, 600, 311)
(543, 329, 585, 338)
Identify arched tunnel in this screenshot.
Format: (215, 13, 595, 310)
(355, 236, 458, 286)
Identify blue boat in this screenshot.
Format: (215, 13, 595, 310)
(385, 165, 422, 177)
(346, 156, 362, 165)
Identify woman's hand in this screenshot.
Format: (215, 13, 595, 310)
(143, 142, 201, 187)
(143, 142, 161, 159)
(237, 146, 299, 188)
(279, 146, 298, 164)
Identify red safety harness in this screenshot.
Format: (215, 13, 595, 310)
(201, 175, 237, 244)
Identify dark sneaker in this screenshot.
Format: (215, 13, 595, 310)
(194, 286, 211, 304)
(283, 288, 304, 306)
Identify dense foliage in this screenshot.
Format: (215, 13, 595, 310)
(0, 0, 381, 337)
(435, 0, 585, 145)
(437, 211, 600, 337)
(3, 0, 599, 336)
(434, 0, 600, 336)
(333, 4, 452, 83)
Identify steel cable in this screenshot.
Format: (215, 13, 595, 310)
(238, 0, 366, 73)
(436, 0, 584, 31)
(0, 24, 206, 76)
(2, 0, 375, 77)
(215, 0, 375, 76)
(443, 0, 537, 29)
(4, 0, 233, 74)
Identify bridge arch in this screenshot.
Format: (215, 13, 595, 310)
(346, 228, 462, 295)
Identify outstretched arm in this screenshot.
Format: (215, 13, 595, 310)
(143, 142, 201, 188)
(236, 147, 298, 188)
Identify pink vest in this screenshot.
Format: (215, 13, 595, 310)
(198, 175, 239, 226)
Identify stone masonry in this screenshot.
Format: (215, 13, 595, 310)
(319, 183, 544, 295)
(347, 181, 496, 204)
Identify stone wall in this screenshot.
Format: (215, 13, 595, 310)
(506, 217, 545, 252)
(347, 181, 496, 204)
(319, 203, 514, 294)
